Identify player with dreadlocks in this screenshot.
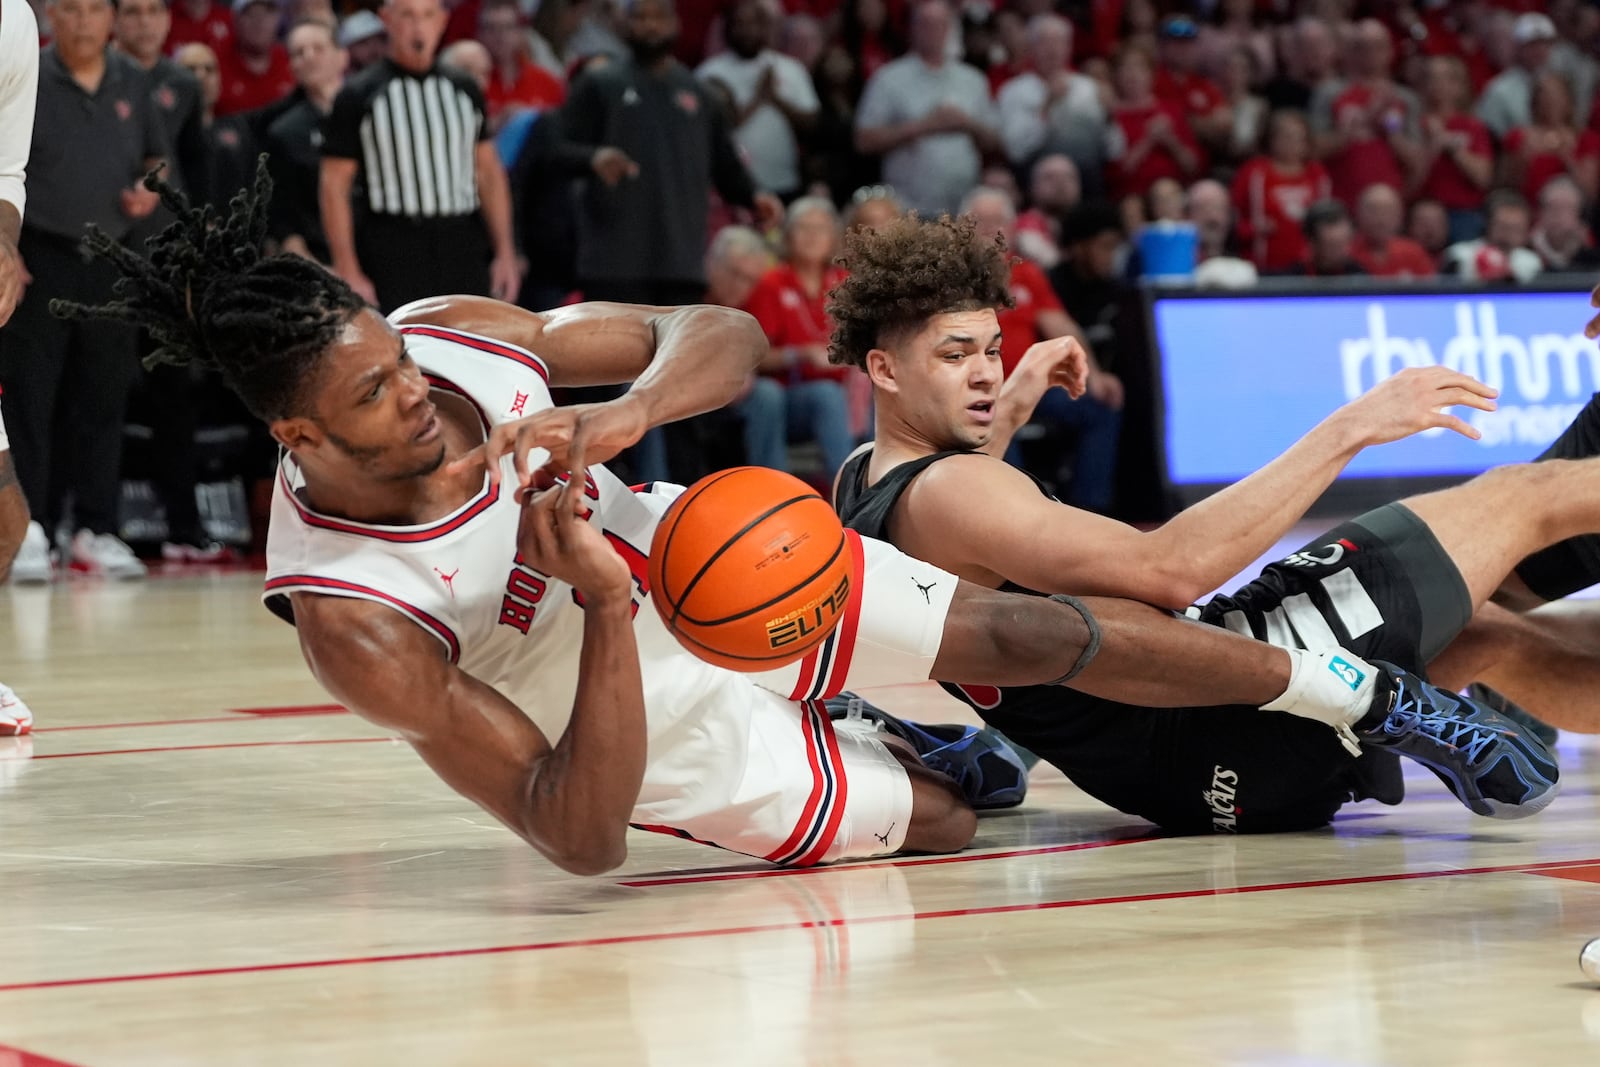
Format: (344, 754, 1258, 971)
(55, 168, 1559, 874)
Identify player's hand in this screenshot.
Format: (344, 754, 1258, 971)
(446, 395, 650, 498)
(1339, 365, 1497, 445)
(0, 236, 25, 327)
(515, 472, 632, 601)
(1014, 335, 1089, 400)
(592, 146, 640, 186)
(490, 249, 523, 303)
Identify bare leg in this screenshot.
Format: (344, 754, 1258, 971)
(878, 736, 978, 854)
(1399, 459, 1600, 610)
(931, 583, 1300, 709)
(1430, 601, 1600, 733)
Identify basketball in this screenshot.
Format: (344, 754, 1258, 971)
(649, 467, 853, 672)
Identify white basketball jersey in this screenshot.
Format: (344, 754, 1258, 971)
(261, 323, 739, 754)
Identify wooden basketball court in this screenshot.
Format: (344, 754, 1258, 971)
(4, 556, 1600, 1066)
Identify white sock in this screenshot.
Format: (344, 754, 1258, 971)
(1261, 647, 1380, 729)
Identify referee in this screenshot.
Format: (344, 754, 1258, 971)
(319, 0, 521, 311)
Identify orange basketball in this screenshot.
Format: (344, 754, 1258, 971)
(649, 467, 853, 672)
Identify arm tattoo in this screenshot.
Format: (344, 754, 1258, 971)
(0, 452, 17, 493)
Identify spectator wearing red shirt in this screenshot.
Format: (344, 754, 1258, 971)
(477, 0, 563, 131)
(1352, 183, 1436, 278)
(216, 0, 293, 116)
(1106, 46, 1200, 206)
(1501, 72, 1600, 208)
(744, 198, 857, 481)
(1153, 15, 1229, 154)
(1409, 54, 1492, 244)
(1231, 109, 1330, 272)
(166, 0, 230, 54)
(1313, 19, 1420, 208)
(965, 187, 1123, 514)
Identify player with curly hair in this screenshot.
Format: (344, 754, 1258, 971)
(829, 213, 1598, 832)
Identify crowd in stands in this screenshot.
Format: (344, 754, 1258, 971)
(8, 0, 1600, 579)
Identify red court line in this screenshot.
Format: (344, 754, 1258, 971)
(30, 738, 394, 761)
(618, 834, 1159, 887)
(36, 706, 348, 734)
(36, 716, 259, 734)
(3, 855, 1595, 995)
(0, 1045, 90, 1067)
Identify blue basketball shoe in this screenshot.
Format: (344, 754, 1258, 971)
(826, 693, 1029, 809)
(1349, 663, 1560, 819)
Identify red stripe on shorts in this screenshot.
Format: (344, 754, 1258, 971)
(763, 701, 829, 863)
(818, 530, 867, 699)
(792, 705, 851, 867)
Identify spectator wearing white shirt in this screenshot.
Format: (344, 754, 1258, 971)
(0, 0, 39, 736)
(854, 0, 999, 217)
(696, 0, 816, 200)
(996, 14, 1106, 190)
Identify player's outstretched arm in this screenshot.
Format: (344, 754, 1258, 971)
(902, 367, 1490, 608)
(291, 491, 647, 876)
(389, 296, 766, 394)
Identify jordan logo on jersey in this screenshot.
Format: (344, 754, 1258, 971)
(434, 567, 460, 598)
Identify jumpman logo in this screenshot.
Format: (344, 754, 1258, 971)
(912, 578, 938, 604)
(434, 567, 460, 598)
(874, 822, 896, 847)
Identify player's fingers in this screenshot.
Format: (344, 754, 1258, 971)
(1433, 412, 1481, 440)
(1590, 283, 1600, 309)
(1441, 386, 1497, 412)
(1439, 371, 1498, 398)
(444, 441, 486, 483)
(510, 426, 534, 490)
(1587, 311, 1600, 339)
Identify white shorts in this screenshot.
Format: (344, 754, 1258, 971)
(629, 525, 961, 867)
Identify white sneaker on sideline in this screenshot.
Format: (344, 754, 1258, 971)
(0, 683, 32, 737)
(9, 521, 53, 583)
(68, 530, 147, 579)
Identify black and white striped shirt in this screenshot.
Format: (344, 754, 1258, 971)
(323, 58, 487, 219)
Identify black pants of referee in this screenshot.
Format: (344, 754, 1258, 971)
(359, 213, 491, 314)
(0, 228, 139, 538)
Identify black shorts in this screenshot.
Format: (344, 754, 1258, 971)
(988, 504, 1473, 835)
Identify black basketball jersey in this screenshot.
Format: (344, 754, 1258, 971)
(833, 447, 1129, 748)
